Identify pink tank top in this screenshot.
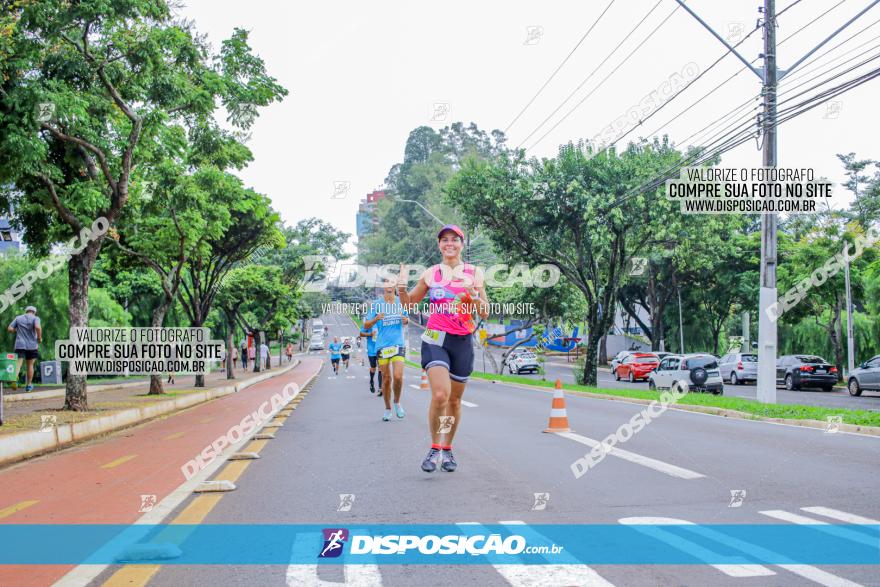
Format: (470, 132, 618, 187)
(425, 263, 476, 335)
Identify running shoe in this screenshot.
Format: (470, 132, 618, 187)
(25, 384, 33, 392)
(440, 450, 457, 472)
(370, 382, 375, 393)
(421, 447, 441, 472)
(377, 390, 383, 397)
(394, 403, 405, 419)
(383, 409, 392, 421)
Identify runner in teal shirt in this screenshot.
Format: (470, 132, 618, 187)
(328, 336, 342, 375)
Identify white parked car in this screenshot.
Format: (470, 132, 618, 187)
(308, 336, 324, 351)
(648, 353, 723, 395)
(506, 349, 540, 375)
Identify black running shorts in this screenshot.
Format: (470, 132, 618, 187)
(421, 332, 474, 382)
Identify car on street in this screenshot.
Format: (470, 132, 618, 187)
(614, 352, 659, 382)
(775, 355, 838, 391)
(308, 336, 324, 351)
(648, 353, 723, 394)
(719, 352, 758, 385)
(847, 355, 880, 396)
(610, 350, 635, 372)
(506, 348, 540, 374)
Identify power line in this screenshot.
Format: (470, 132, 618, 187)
(503, 0, 617, 133)
(524, 0, 814, 153)
(578, 62, 880, 230)
(513, 0, 666, 148)
(606, 0, 845, 152)
(524, 3, 682, 151)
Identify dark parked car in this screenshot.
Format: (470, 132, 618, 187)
(847, 355, 880, 396)
(776, 355, 838, 391)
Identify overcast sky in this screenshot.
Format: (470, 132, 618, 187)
(179, 0, 880, 254)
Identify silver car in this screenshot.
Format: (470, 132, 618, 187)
(718, 352, 758, 385)
(847, 355, 880, 396)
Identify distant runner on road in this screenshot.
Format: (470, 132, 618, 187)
(340, 337, 352, 371)
(328, 336, 342, 375)
(364, 281, 409, 421)
(360, 323, 380, 393)
(397, 224, 489, 473)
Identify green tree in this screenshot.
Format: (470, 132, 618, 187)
(447, 140, 684, 385)
(179, 181, 283, 386)
(0, 0, 286, 409)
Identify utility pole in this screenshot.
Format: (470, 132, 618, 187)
(676, 0, 880, 403)
(844, 255, 855, 375)
(742, 311, 750, 353)
(677, 282, 685, 354)
(756, 0, 778, 404)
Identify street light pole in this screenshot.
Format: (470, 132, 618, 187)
(395, 198, 446, 227)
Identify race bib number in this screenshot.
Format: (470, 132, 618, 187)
(379, 346, 399, 359)
(421, 329, 446, 346)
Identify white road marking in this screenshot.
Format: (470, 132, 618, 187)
(759, 510, 877, 548)
(286, 531, 382, 586)
(456, 522, 614, 586)
(408, 384, 421, 390)
(460, 400, 478, 407)
(670, 517, 864, 587)
(801, 507, 880, 525)
(619, 517, 774, 578)
(557, 431, 705, 479)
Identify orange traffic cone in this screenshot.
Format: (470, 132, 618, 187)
(420, 370, 429, 390)
(543, 379, 571, 433)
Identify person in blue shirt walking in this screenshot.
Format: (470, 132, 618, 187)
(328, 336, 342, 375)
(359, 324, 382, 394)
(364, 282, 409, 421)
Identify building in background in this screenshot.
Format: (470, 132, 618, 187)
(355, 189, 386, 259)
(0, 217, 21, 253)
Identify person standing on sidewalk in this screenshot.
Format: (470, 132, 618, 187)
(285, 342, 294, 363)
(259, 341, 270, 370)
(240, 338, 248, 371)
(7, 306, 42, 391)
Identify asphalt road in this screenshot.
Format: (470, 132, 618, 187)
(472, 339, 880, 413)
(93, 311, 880, 587)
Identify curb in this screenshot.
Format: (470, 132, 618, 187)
(467, 376, 880, 438)
(4, 379, 147, 402)
(0, 361, 301, 467)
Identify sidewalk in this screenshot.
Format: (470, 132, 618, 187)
(0, 356, 302, 466)
(0, 356, 322, 587)
(1, 356, 292, 425)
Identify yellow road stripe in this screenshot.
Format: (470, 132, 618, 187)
(171, 495, 223, 525)
(0, 499, 39, 520)
(199, 417, 214, 424)
(214, 460, 250, 483)
(100, 454, 138, 469)
(101, 564, 161, 587)
(162, 431, 186, 440)
(243, 439, 268, 453)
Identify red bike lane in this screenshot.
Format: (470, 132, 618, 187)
(0, 357, 321, 587)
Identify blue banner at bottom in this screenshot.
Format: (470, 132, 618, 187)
(0, 524, 877, 565)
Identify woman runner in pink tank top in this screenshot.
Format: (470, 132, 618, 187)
(397, 224, 490, 473)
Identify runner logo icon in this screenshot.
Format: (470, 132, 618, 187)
(319, 528, 349, 558)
